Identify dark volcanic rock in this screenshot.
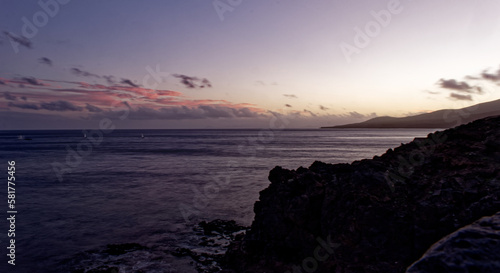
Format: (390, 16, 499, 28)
(104, 243, 146, 255)
(224, 115, 500, 273)
(406, 212, 500, 273)
(86, 266, 119, 273)
(199, 219, 247, 236)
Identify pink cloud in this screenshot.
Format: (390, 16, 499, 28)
(1, 76, 268, 118)
(0, 77, 51, 87)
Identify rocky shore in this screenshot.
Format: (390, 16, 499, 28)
(223, 115, 500, 273)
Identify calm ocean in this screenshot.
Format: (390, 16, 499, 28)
(0, 128, 436, 272)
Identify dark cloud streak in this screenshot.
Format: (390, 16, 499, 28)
(71, 68, 100, 78)
(3, 92, 17, 101)
(449, 93, 472, 101)
(20, 77, 44, 86)
(8, 102, 39, 110)
(303, 109, 317, 117)
(8, 100, 84, 112)
(173, 74, 212, 89)
(40, 100, 83, 111)
(3, 31, 32, 49)
(120, 79, 139, 88)
(103, 75, 115, 84)
(480, 68, 500, 82)
(85, 103, 103, 112)
(39, 57, 52, 66)
(438, 79, 476, 92)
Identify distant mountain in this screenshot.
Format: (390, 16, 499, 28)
(321, 98, 500, 128)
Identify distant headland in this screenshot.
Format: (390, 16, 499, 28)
(321, 99, 500, 128)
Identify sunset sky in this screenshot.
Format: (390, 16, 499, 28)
(1, 0, 500, 129)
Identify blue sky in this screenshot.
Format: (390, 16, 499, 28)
(1, 0, 500, 129)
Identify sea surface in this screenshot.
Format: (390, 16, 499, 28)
(0, 128, 437, 272)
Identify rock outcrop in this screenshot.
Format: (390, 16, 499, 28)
(407, 212, 500, 273)
(224, 115, 500, 273)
